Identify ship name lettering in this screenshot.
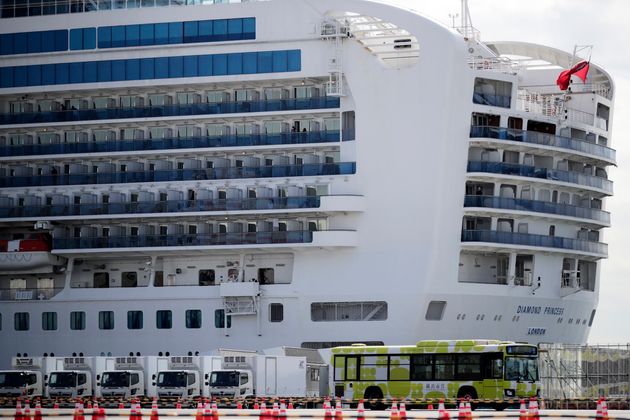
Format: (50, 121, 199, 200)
(527, 328, 546, 335)
(516, 305, 541, 314)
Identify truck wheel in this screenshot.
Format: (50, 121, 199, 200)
(364, 387, 385, 410)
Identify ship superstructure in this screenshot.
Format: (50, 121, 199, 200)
(0, 0, 615, 365)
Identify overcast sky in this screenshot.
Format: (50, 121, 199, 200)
(388, 0, 630, 343)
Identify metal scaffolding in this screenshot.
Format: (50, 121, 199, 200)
(539, 343, 630, 400)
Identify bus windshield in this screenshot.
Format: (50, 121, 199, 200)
(101, 372, 129, 388)
(156, 372, 186, 388)
(505, 357, 539, 381)
(0, 372, 37, 387)
(48, 372, 76, 388)
(210, 371, 239, 387)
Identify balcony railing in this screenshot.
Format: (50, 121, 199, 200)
(0, 130, 342, 157)
(0, 196, 325, 219)
(0, 287, 63, 301)
(470, 126, 616, 162)
(467, 161, 613, 193)
(461, 230, 608, 256)
(53, 230, 317, 249)
(0, 162, 357, 188)
(472, 93, 511, 108)
(464, 195, 611, 225)
(0, 97, 341, 126)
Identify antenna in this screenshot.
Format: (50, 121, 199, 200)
(460, 0, 474, 39)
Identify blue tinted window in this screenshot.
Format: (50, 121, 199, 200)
(55, 30, 68, 51)
(42, 64, 55, 84)
(154, 23, 168, 45)
(198, 55, 212, 76)
(140, 58, 154, 79)
(84, 28, 96, 50)
(272, 50, 288, 72)
(257, 51, 272, 73)
(243, 18, 255, 39)
(111, 26, 125, 48)
(14, 66, 27, 87)
(0, 34, 13, 55)
(183, 21, 198, 43)
(227, 18, 242, 40)
(111, 59, 125, 81)
(227, 53, 242, 75)
(27, 31, 42, 53)
(126, 25, 139, 47)
(69, 62, 83, 83)
(98, 27, 111, 48)
(55, 63, 69, 84)
(140, 24, 154, 46)
(83, 61, 97, 82)
(0, 67, 13, 88)
(212, 19, 227, 41)
(41, 30, 56, 52)
(213, 54, 227, 75)
(198, 20, 212, 42)
(126, 59, 140, 80)
(287, 49, 301, 71)
(168, 56, 183, 78)
(168, 22, 183, 44)
(97, 60, 111, 81)
(27, 65, 41, 85)
(155, 57, 168, 78)
(242, 52, 257, 74)
(14, 33, 28, 54)
(183, 55, 197, 77)
(69, 28, 83, 50)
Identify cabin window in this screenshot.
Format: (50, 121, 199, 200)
(42, 312, 57, 331)
(94, 272, 109, 288)
(121, 272, 138, 288)
(78, 374, 87, 385)
(473, 78, 512, 108)
(269, 303, 283, 323)
(98, 311, 114, 330)
(199, 269, 215, 286)
(154, 271, 164, 287)
(14, 312, 30, 331)
(131, 374, 140, 385)
(258, 268, 274, 284)
(425, 301, 446, 321)
(70, 311, 86, 330)
(186, 309, 202, 329)
(214, 309, 231, 328)
(156, 310, 172, 329)
(127, 311, 143, 330)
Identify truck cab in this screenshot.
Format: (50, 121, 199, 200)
(47, 370, 92, 398)
(156, 370, 200, 398)
(208, 369, 253, 398)
(0, 370, 42, 397)
(99, 370, 144, 398)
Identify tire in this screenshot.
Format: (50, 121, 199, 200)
(364, 386, 385, 410)
(457, 387, 478, 410)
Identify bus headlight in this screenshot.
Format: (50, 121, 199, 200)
(504, 389, 515, 397)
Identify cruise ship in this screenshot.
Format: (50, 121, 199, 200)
(0, 0, 615, 365)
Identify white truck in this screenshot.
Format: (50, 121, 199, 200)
(0, 357, 51, 397)
(46, 357, 95, 398)
(96, 356, 150, 399)
(208, 347, 328, 399)
(154, 355, 220, 398)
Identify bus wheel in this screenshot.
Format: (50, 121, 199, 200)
(364, 387, 385, 410)
(457, 387, 478, 410)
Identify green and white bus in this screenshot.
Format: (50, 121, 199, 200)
(330, 339, 540, 408)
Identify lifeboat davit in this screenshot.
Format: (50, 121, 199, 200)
(0, 235, 63, 272)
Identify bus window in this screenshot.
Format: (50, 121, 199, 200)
(456, 354, 482, 380)
(389, 355, 410, 380)
(482, 353, 504, 379)
(360, 355, 387, 380)
(434, 354, 455, 380)
(345, 356, 359, 381)
(411, 355, 432, 380)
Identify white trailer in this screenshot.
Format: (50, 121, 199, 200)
(95, 356, 149, 399)
(154, 355, 220, 399)
(46, 357, 95, 398)
(0, 357, 51, 397)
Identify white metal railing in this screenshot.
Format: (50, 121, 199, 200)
(514, 273, 533, 286)
(468, 57, 520, 73)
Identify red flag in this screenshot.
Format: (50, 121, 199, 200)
(556, 60, 590, 90)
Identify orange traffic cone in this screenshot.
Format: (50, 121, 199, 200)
(427, 402, 434, 411)
(202, 402, 211, 420)
(466, 401, 473, 420)
(519, 400, 527, 420)
(335, 400, 343, 420)
(15, 398, 24, 420)
(195, 401, 204, 420)
(438, 399, 450, 420)
(119, 401, 124, 410)
(272, 402, 279, 420)
(390, 401, 399, 420)
(323, 402, 333, 420)
(287, 400, 294, 410)
(175, 399, 182, 411)
(150, 398, 159, 420)
(279, 401, 287, 419)
(24, 400, 31, 420)
(399, 402, 407, 420)
(528, 398, 539, 420)
(457, 400, 466, 420)
(601, 398, 609, 420)
(53, 401, 59, 411)
(356, 400, 365, 420)
(254, 399, 259, 410)
(78, 400, 86, 420)
(34, 400, 42, 420)
(211, 401, 219, 420)
(93, 402, 100, 420)
(539, 398, 545, 410)
(596, 398, 603, 419)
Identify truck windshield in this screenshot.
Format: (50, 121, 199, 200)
(210, 371, 239, 387)
(0, 372, 37, 387)
(48, 372, 76, 388)
(505, 357, 539, 381)
(101, 372, 129, 388)
(156, 372, 186, 388)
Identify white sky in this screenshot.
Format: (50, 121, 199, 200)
(389, 0, 630, 343)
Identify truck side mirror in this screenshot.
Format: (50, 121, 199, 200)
(152, 382, 156, 386)
(44, 375, 48, 380)
(205, 382, 209, 386)
(152, 374, 156, 380)
(96, 375, 100, 380)
(204, 374, 209, 379)
(96, 382, 100, 386)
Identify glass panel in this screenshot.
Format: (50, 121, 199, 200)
(183, 21, 198, 43)
(140, 24, 154, 45)
(168, 22, 182, 44)
(98, 26, 111, 48)
(111, 25, 125, 48)
(154, 23, 168, 45)
(126, 25, 139, 46)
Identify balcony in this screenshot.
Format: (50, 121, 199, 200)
(0, 287, 63, 301)
(464, 195, 611, 226)
(461, 230, 608, 257)
(0, 195, 365, 220)
(0, 131, 342, 158)
(470, 126, 615, 164)
(467, 161, 613, 194)
(0, 97, 341, 126)
(0, 162, 357, 188)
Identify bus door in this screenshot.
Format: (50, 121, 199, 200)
(344, 356, 359, 400)
(481, 353, 504, 399)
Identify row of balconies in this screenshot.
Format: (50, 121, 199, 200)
(0, 161, 356, 188)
